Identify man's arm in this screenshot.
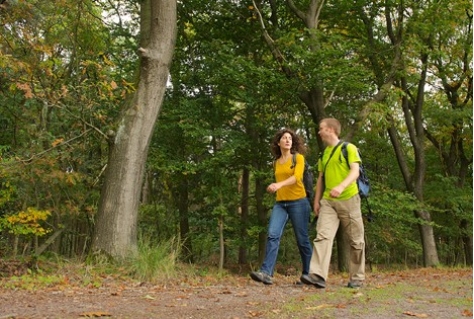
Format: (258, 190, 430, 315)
(329, 162, 359, 198)
(313, 171, 324, 215)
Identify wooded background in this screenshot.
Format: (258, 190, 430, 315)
(0, 0, 472, 272)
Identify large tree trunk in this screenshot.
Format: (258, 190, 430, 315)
(388, 55, 440, 267)
(92, 0, 177, 259)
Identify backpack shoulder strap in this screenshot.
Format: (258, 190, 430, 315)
(323, 141, 343, 172)
(341, 142, 350, 168)
(291, 153, 297, 169)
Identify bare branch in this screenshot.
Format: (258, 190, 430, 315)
(251, 0, 292, 76)
(8, 129, 92, 165)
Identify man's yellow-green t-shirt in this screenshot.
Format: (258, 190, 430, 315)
(317, 143, 361, 201)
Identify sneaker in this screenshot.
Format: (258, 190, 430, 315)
(347, 281, 363, 288)
(300, 274, 326, 288)
(250, 271, 273, 285)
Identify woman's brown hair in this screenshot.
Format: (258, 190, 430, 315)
(270, 128, 307, 159)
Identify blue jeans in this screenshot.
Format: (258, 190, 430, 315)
(260, 198, 312, 276)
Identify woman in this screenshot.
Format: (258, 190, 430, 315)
(250, 128, 313, 285)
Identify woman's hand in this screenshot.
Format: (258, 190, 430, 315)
(266, 183, 279, 193)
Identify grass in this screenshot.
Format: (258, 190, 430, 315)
(263, 267, 472, 319)
(122, 236, 181, 283)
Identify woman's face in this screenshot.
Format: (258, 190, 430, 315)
(278, 132, 293, 151)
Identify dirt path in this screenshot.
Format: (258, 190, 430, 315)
(0, 268, 471, 319)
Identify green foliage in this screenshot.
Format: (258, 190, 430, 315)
(0, 0, 470, 270)
(363, 185, 426, 265)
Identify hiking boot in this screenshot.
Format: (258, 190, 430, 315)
(347, 281, 363, 288)
(300, 274, 326, 288)
(250, 271, 273, 285)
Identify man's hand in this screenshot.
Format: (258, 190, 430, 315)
(313, 202, 320, 217)
(329, 185, 345, 198)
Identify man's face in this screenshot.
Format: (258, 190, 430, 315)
(318, 122, 332, 142)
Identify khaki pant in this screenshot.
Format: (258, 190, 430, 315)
(310, 195, 365, 282)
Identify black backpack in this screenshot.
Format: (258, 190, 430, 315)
(341, 142, 370, 198)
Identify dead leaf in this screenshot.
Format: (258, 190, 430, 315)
(16, 82, 34, 99)
(306, 303, 334, 310)
(352, 292, 363, 298)
(246, 301, 260, 306)
(79, 311, 112, 317)
(403, 311, 428, 318)
(462, 309, 473, 317)
(248, 310, 264, 317)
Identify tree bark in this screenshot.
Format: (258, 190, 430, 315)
(238, 168, 250, 264)
(92, 0, 177, 259)
(178, 176, 193, 263)
(391, 55, 439, 267)
(255, 176, 267, 264)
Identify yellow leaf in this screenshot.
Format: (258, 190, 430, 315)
(51, 138, 64, 147)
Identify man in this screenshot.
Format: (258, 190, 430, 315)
(301, 118, 365, 289)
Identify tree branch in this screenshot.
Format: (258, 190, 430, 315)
(10, 129, 92, 164)
(251, 0, 292, 77)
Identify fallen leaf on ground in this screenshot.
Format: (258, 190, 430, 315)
(306, 303, 335, 310)
(246, 301, 260, 306)
(79, 311, 112, 317)
(403, 311, 428, 317)
(462, 309, 473, 317)
(248, 310, 264, 317)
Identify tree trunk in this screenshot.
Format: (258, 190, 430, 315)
(218, 214, 225, 271)
(178, 176, 193, 263)
(92, 0, 177, 259)
(394, 55, 439, 267)
(238, 168, 250, 264)
(416, 211, 439, 266)
(460, 219, 472, 266)
(255, 176, 267, 264)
